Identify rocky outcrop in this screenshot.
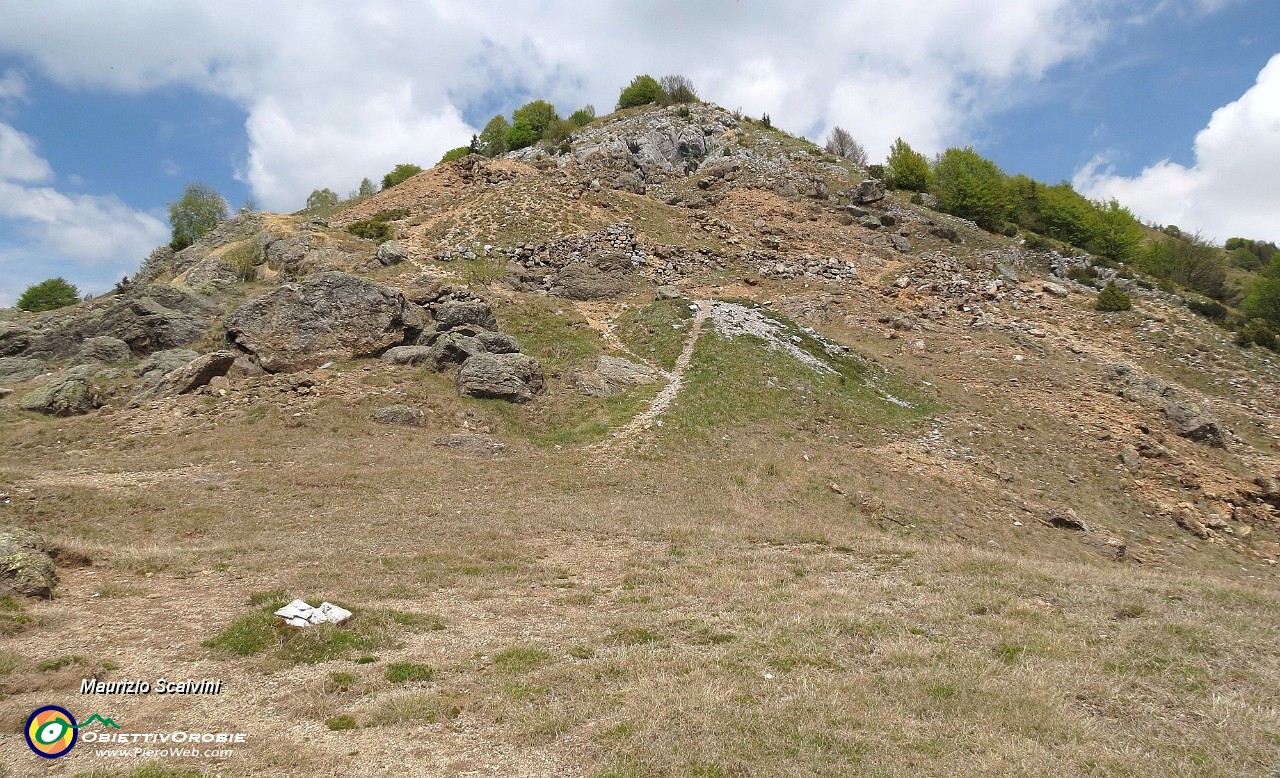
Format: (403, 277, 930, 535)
(137, 350, 237, 399)
(135, 349, 201, 384)
(72, 336, 132, 366)
(19, 374, 99, 416)
(1163, 400, 1227, 447)
(225, 272, 426, 372)
(0, 527, 57, 598)
(856, 179, 886, 203)
(0, 323, 34, 357)
(456, 353, 545, 403)
(0, 357, 43, 384)
(84, 285, 217, 355)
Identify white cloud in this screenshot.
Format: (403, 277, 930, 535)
(0, 68, 26, 102)
(0, 1, 1166, 211)
(0, 122, 52, 182)
(1075, 52, 1280, 243)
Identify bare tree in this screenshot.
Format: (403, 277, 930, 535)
(659, 74, 699, 104)
(825, 126, 868, 166)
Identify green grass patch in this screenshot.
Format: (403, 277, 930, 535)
(325, 714, 358, 731)
(38, 655, 84, 672)
(492, 646, 552, 673)
(605, 627, 665, 646)
(0, 595, 33, 637)
(204, 598, 414, 664)
(386, 662, 435, 683)
(613, 299, 694, 371)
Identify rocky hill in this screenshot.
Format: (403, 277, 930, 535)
(2, 102, 1279, 777)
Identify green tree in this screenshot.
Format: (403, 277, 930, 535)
(1089, 199, 1144, 264)
(439, 146, 470, 164)
(1095, 282, 1132, 312)
(1034, 182, 1097, 248)
(568, 105, 596, 127)
(17, 277, 81, 312)
(886, 138, 931, 192)
(932, 147, 1010, 231)
(167, 182, 229, 251)
(1242, 256, 1280, 330)
(478, 114, 511, 157)
(659, 75, 698, 104)
(505, 100, 560, 150)
(381, 163, 423, 190)
(1139, 233, 1227, 299)
(305, 188, 340, 210)
(617, 74, 666, 109)
(358, 178, 377, 197)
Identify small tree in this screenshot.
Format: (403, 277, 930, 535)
(886, 138, 931, 192)
(305, 188, 341, 210)
(357, 178, 377, 197)
(568, 105, 596, 127)
(16, 277, 80, 312)
(932, 147, 1010, 232)
(505, 100, 560, 150)
(381, 163, 423, 190)
(659, 75, 698, 104)
(439, 146, 470, 164)
(824, 126, 867, 166)
(617, 75, 666, 109)
(167, 182, 229, 251)
(479, 115, 511, 157)
(1096, 282, 1132, 312)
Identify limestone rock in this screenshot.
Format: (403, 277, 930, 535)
(72, 336, 132, 366)
(0, 357, 44, 385)
(0, 527, 57, 598)
(85, 285, 216, 355)
(224, 272, 418, 372)
(572, 355, 661, 397)
(141, 351, 237, 398)
(1163, 400, 1226, 447)
(380, 345, 436, 367)
(135, 349, 200, 383)
(1043, 282, 1070, 298)
(432, 301, 498, 332)
(375, 240, 408, 266)
(19, 374, 99, 416)
(856, 179, 885, 203)
(371, 404, 426, 427)
(457, 353, 545, 403)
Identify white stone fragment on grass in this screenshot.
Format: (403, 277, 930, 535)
(274, 598, 353, 628)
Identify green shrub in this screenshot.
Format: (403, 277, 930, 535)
(1066, 266, 1097, 288)
(326, 715, 358, 731)
(866, 164, 886, 181)
(1138, 233, 1227, 300)
(439, 146, 470, 164)
(372, 208, 409, 222)
(617, 74, 666, 109)
(305, 188, 340, 211)
(760, 113, 772, 128)
(568, 105, 596, 127)
(478, 115, 511, 156)
(505, 100, 560, 151)
(17, 277, 80, 312)
(380, 163, 423, 190)
(1186, 297, 1228, 321)
(224, 242, 261, 283)
(1241, 271, 1280, 331)
(933, 146, 1010, 231)
(168, 182, 229, 251)
(886, 138, 931, 192)
(1236, 318, 1278, 351)
(1096, 282, 1132, 312)
(346, 220, 393, 242)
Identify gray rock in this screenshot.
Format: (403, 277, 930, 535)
(890, 234, 913, 253)
(0, 356, 43, 384)
(858, 215, 883, 229)
(72, 336, 132, 366)
(372, 404, 425, 427)
(1120, 446, 1142, 471)
(380, 345, 437, 367)
(432, 301, 498, 331)
(376, 240, 408, 266)
(473, 330, 520, 354)
(856, 179, 886, 203)
(573, 355, 661, 398)
(85, 285, 217, 355)
(433, 433, 507, 457)
(551, 260, 631, 300)
(135, 349, 200, 382)
(0, 387, 12, 399)
(0, 322, 34, 357)
(140, 351, 237, 398)
(1043, 282, 1070, 298)
(427, 333, 489, 369)
(224, 272, 418, 372)
(656, 286, 682, 301)
(19, 375, 99, 416)
(1163, 400, 1226, 447)
(0, 527, 57, 598)
(184, 257, 239, 286)
(456, 353, 545, 403)
(996, 264, 1021, 283)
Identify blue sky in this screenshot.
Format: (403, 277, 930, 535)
(0, 1, 1277, 306)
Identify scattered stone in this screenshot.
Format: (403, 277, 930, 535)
(1120, 446, 1141, 471)
(432, 300, 498, 331)
(0, 357, 44, 384)
(1173, 504, 1211, 539)
(371, 404, 426, 427)
(433, 433, 508, 457)
(380, 345, 436, 367)
(19, 375, 99, 416)
(0, 387, 12, 399)
(1043, 282, 1070, 298)
(890, 234, 913, 253)
(572, 355, 661, 397)
(375, 240, 408, 266)
(1044, 509, 1090, 532)
(457, 353, 545, 403)
(274, 599, 353, 628)
(858, 215, 882, 229)
(0, 527, 57, 598)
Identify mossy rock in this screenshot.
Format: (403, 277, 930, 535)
(0, 527, 57, 599)
(19, 375, 100, 416)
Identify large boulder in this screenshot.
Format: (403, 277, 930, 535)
(456, 353, 545, 403)
(375, 240, 408, 266)
(85, 285, 217, 355)
(432, 300, 498, 331)
(19, 374, 99, 416)
(135, 349, 200, 384)
(550, 253, 634, 300)
(0, 357, 44, 385)
(0, 527, 57, 598)
(138, 351, 237, 398)
(224, 272, 423, 372)
(1164, 400, 1227, 447)
(0, 322, 34, 357)
(856, 179, 886, 204)
(72, 336, 132, 366)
